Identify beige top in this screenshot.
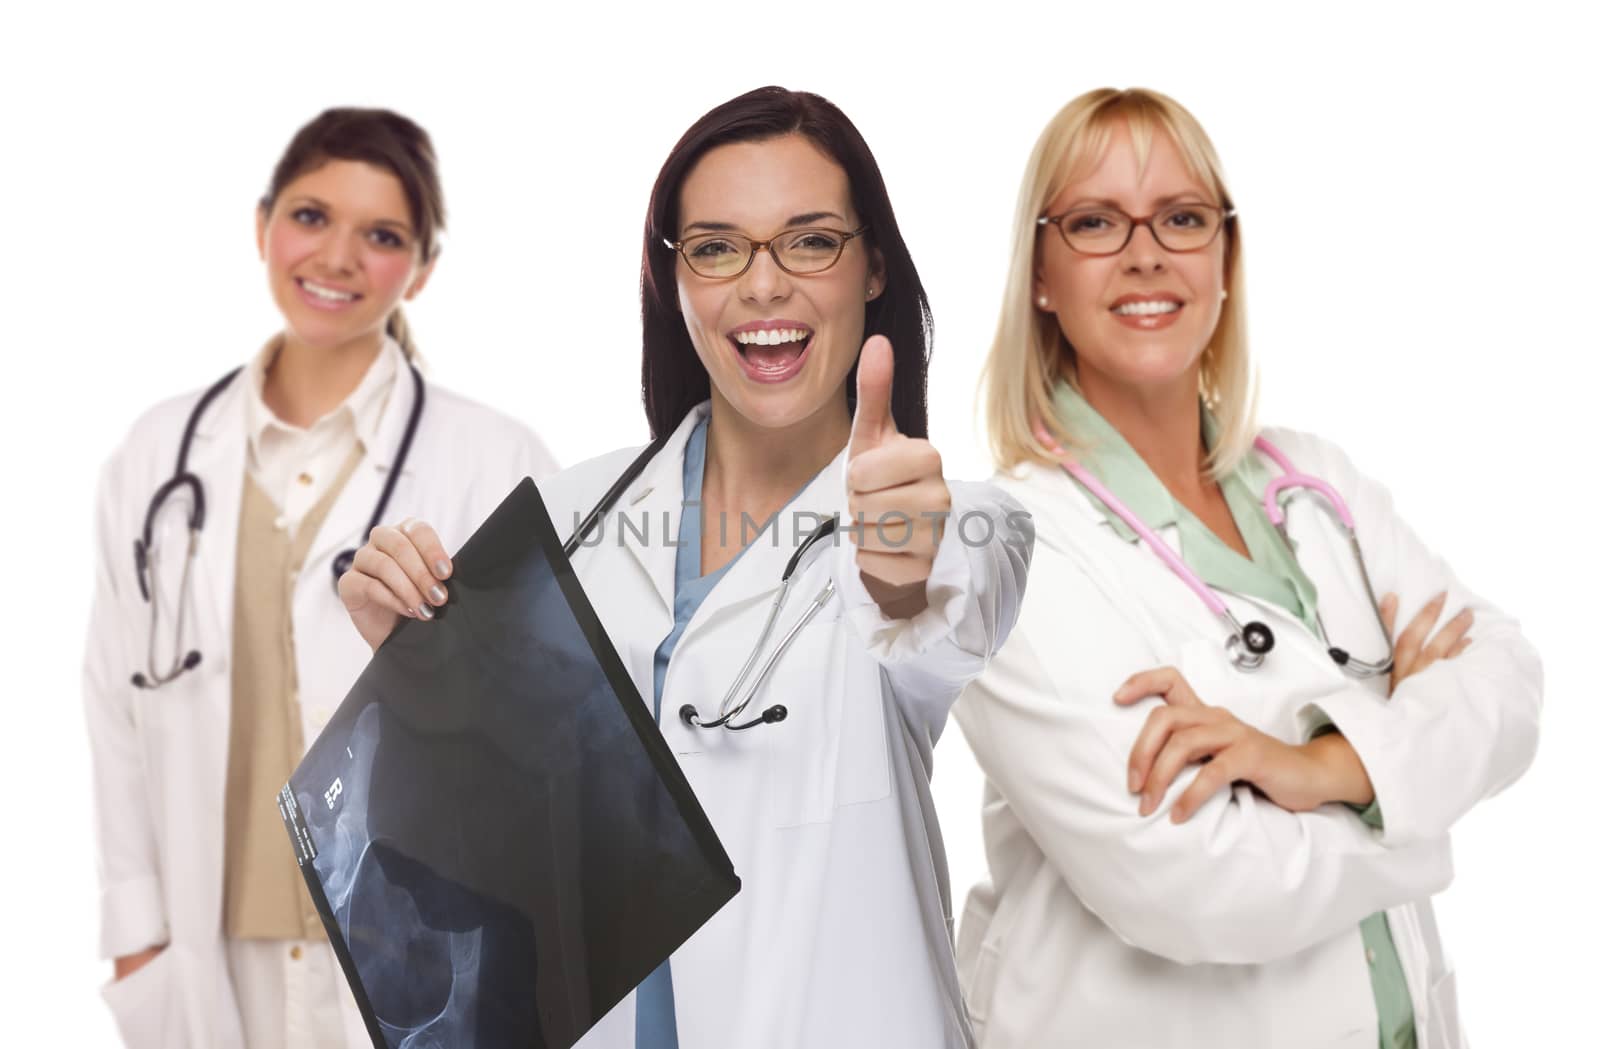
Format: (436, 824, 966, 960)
(222, 445, 363, 940)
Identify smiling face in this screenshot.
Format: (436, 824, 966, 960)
(674, 133, 882, 434)
(1035, 122, 1228, 402)
(256, 159, 432, 354)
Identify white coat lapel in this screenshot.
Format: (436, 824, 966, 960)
(609, 405, 706, 617)
(186, 378, 250, 671)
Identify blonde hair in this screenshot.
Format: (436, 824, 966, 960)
(980, 87, 1257, 477)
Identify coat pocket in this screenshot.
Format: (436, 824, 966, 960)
(100, 946, 178, 1049)
(769, 614, 891, 829)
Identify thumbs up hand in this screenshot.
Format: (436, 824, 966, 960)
(846, 335, 951, 618)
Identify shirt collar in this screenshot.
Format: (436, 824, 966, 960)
(1051, 380, 1184, 539)
(243, 334, 403, 459)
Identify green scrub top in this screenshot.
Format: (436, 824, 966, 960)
(1053, 382, 1415, 1049)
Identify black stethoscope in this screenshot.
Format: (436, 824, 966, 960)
(562, 436, 840, 732)
(131, 361, 425, 689)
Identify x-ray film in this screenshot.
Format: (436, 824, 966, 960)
(279, 479, 740, 1049)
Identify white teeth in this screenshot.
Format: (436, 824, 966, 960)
(733, 327, 810, 346)
(300, 279, 355, 302)
(1113, 300, 1180, 316)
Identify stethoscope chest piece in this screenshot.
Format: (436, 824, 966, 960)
(1225, 619, 1275, 671)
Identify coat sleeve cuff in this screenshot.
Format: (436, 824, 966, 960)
(1298, 689, 1403, 841)
(1310, 721, 1386, 828)
(100, 875, 169, 959)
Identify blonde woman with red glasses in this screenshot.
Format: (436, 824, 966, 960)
(956, 88, 1541, 1049)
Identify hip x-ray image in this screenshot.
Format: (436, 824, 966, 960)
(279, 479, 740, 1049)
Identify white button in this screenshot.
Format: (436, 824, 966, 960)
(274, 515, 289, 531)
(1366, 947, 1378, 965)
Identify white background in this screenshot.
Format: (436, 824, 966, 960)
(1, 0, 1593, 1042)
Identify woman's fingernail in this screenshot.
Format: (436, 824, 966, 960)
(1129, 769, 1143, 793)
(416, 604, 434, 621)
(434, 560, 452, 579)
(429, 584, 447, 604)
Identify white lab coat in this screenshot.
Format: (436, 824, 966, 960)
(953, 427, 1541, 1049)
(84, 366, 557, 1049)
(536, 402, 1031, 1049)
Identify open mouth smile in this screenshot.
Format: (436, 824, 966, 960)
(728, 322, 815, 384)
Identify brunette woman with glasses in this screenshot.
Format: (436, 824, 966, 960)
(338, 86, 1032, 1049)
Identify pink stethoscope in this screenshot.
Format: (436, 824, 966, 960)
(1036, 424, 1395, 676)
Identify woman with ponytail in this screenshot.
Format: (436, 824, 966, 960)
(83, 107, 557, 1049)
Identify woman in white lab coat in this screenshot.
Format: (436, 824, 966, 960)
(341, 86, 1030, 1049)
(84, 108, 557, 1049)
(955, 88, 1541, 1049)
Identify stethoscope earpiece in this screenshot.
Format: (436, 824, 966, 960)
(133, 650, 202, 689)
(680, 702, 790, 731)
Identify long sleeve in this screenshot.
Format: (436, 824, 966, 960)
(955, 569, 1455, 967)
(1282, 433, 1543, 846)
(83, 456, 169, 960)
(834, 480, 1033, 737)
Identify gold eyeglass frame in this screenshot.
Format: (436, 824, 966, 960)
(664, 225, 870, 279)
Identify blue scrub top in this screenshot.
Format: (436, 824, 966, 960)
(635, 414, 746, 1049)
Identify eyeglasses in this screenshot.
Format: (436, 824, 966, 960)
(664, 225, 869, 279)
(1037, 203, 1235, 256)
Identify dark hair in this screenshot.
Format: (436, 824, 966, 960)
(640, 86, 933, 439)
(260, 108, 445, 358)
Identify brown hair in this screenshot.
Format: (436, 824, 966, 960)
(639, 86, 933, 440)
(260, 107, 445, 359)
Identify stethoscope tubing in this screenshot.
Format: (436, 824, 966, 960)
(563, 440, 841, 732)
(1035, 422, 1393, 677)
(132, 360, 426, 689)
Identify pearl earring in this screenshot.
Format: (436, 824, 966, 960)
(1220, 289, 1229, 301)
(1037, 295, 1048, 308)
